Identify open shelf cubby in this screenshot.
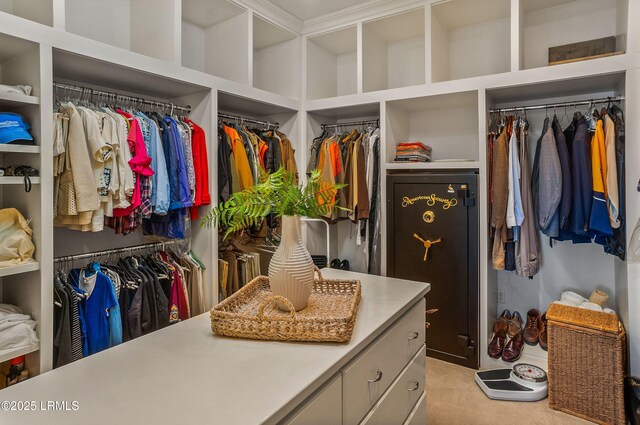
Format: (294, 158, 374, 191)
(0, 0, 53, 26)
(253, 16, 298, 99)
(522, 0, 628, 70)
(385, 91, 479, 166)
(431, 0, 510, 83)
(363, 8, 425, 92)
(181, 0, 248, 83)
(307, 26, 357, 100)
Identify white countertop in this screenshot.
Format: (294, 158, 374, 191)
(0, 270, 429, 425)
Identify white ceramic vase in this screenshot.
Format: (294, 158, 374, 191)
(268, 215, 315, 311)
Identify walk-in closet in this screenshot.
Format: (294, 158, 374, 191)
(0, 0, 639, 424)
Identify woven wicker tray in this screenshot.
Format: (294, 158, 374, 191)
(211, 270, 361, 343)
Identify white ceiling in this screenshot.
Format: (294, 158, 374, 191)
(268, 0, 375, 21)
(182, 0, 245, 28)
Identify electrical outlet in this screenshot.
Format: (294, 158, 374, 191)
(497, 289, 506, 305)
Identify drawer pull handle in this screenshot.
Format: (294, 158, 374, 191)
(408, 381, 420, 391)
(408, 332, 420, 340)
(368, 370, 383, 383)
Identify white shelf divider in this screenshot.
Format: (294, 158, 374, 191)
(0, 177, 40, 185)
(0, 343, 40, 365)
(0, 261, 40, 278)
(386, 161, 480, 170)
(0, 145, 40, 154)
(0, 92, 40, 107)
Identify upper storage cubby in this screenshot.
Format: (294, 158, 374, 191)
(385, 91, 479, 169)
(0, 0, 53, 26)
(363, 8, 425, 92)
(65, 0, 180, 63)
(181, 0, 249, 84)
(522, 0, 627, 70)
(431, 0, 510, 83)
(253, 16, 298, 99)
(307, 26, 357, 100)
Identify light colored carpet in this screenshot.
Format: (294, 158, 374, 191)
(426, 357, 591, 425)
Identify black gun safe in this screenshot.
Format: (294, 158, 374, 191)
(387, 173, 479, 369)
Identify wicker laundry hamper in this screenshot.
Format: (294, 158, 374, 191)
(547, 303, 626, 425)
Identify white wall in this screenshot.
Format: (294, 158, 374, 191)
(524, 0, 618, 69)
(431, 12, 449, 83)
(0, 0, 53, 26)
(182, 20, 205, 72)
(388, 37, 424, 89)
(254, 37, 299, 99)
(306, 40, 337, 99)
(65, 0, 131, 50)
(337, 51, 357, 96)
(363, 26, 388, 92)
(131, 0, 179, 63)
(205, 13, 248, 83)
(448, 17, 510, 80)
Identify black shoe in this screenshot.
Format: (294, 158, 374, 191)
(340, 259, 350, 270)
(330, 258, 341, 269)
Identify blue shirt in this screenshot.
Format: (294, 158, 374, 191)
(70, 269, 118, 356)
(138, 113, 170, 214)
(166, 117, 192, 208)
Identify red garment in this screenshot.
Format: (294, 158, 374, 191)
(186, 119, 211, 220)
(161, 253, 189, 322)
(112, 110, 154, 218)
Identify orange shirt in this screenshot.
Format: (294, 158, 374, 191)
(223, 126, 253, 191)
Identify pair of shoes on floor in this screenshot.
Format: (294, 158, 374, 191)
(523, 309, 548, 351)
(489, 309, 524, 362)
(330, 258, 350, 270)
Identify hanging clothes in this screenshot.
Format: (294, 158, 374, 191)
(53, 248, 206, 367)
(53, 101, 210, 239)
(488, 101, 626, 277)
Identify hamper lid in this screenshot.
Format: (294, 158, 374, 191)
(547, 303, 622, 334)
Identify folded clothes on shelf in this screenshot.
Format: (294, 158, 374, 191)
(394, 142, 432, 162)
(0, 304, 39, 351)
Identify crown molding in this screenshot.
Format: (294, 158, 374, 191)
(303, 0, 426, 36)
(233, 0, 304, 35)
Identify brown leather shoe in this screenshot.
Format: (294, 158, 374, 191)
(523, 309, 541, 345)
(538, 313, 548, 351)
(488, 329, 507, 359)
(502, 332, 524, 362)
(508, 311, 523, 337)
(493, 309, 510, 334)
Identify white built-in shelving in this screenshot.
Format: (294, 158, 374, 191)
(0, 262, 40, 278)
(430, 0, 511, 82)
(0, 92, 39, 107)
(307, 26, 357, 100)
(0, 177, 40, 185)
(181, 0, 249, 84)
(363, 7, 426, 92)
(0, 0, 637, 376)
(0, 343, 40, 365)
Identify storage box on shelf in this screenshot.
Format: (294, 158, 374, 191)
(385, 91, 479, 168)
(483, 72, 626, 367)
(363, 8, 425, 92)
(522, 0, 627, 70)
(253, 16, 298, 99)
(181, 0, 249, 84)
(305, 103, 380, 273)
(0, 0, 53, 26)
(306, 26, 357, 100)
(430, 0, 510, 83)
(65, 0, 181, 63)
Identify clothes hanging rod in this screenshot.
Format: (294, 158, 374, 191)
(53, 240, 182, 264)
(489, 96, 625, 114)
(53, 82, 192, 114)
(321, 119, 380, 130)
(218, 113, 279, 129)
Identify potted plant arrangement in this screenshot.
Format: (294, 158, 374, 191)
(202, 168, 345, 311)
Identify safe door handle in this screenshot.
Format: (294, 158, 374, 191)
(408, 331, 420, 340)
(368, 370, 383, 383)
(408, 381, 420, 391)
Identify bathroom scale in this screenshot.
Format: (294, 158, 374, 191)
(474, 363, 548, 402)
